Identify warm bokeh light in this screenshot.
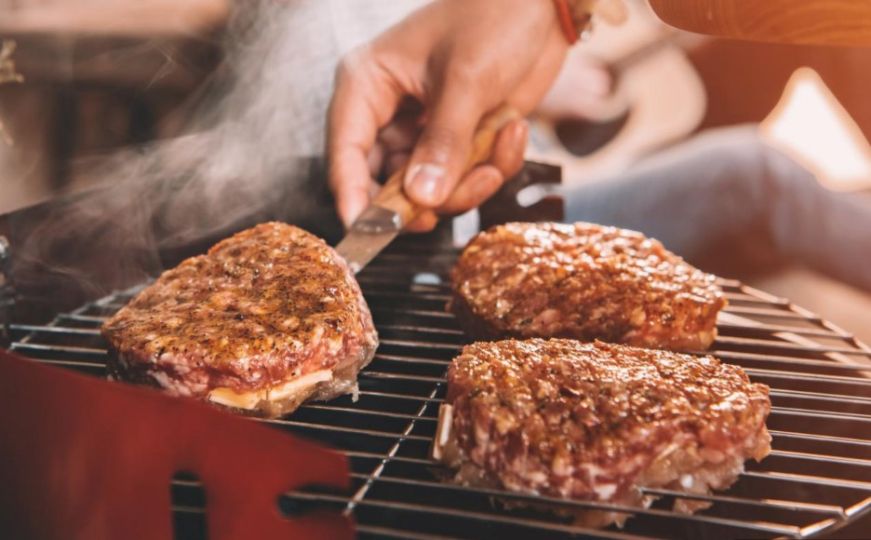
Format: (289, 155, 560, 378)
(761, 67, 871, 192)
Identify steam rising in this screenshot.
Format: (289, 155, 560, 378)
(11, 0, 421, 302)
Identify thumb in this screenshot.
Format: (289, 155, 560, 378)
(404, 81, 481, 208)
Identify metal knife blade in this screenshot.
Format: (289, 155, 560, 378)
(335, 206, 402, 274)
(335, 104, 521, 274)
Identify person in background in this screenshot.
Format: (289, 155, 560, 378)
(18, 0, 865, 300)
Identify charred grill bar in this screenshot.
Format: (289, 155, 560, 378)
(0, 236, 14, 346)
(6, 231, 871, 539)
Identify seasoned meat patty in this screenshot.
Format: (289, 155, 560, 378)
(102, 222, 378, 417)
(434, 339, 771, 528)
(449, 222, 726, 351)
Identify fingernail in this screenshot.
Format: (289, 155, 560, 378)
(510, 121, 529, 162)
(516, 120, 529, 144)
(404, 163, 446, 205)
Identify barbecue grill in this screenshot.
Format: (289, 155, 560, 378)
(3, 167, 871, 539)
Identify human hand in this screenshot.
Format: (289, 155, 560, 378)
(328, 0, 569, 231)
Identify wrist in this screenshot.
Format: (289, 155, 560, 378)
(552, 0, 627, 44)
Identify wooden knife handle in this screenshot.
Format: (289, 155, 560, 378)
(371, 104, 522, 227)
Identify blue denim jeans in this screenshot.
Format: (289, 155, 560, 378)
(563, 126, 871, 291)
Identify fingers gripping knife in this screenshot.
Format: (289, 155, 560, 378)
(335, 105, 521, 273)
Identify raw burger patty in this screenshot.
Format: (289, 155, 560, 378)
(434, 339, 771, 528)
(449, 222, 727, 351)
(101, 222, 378, 417)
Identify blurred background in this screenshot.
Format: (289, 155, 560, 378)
(0, 0, 868, 341)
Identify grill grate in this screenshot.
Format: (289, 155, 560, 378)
(8, 237, 871, 539)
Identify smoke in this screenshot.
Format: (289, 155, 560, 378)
(9, 0, 423, 305)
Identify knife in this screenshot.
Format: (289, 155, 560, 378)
(336, 104, 521, 274)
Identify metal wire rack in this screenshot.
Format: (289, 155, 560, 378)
(7, 236, 871, 539)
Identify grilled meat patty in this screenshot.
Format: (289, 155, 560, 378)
(434, 339, 771, 528)
(101, 222, 378, 417)
(449, 222, 726, 351)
